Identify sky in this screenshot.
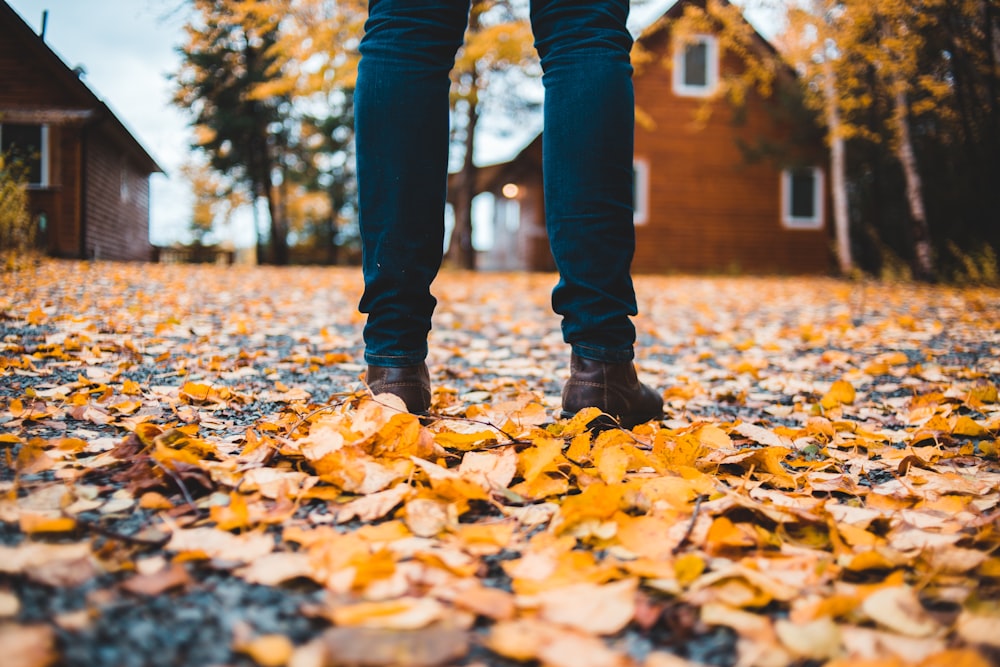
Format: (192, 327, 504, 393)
(5, 0, 737, 249)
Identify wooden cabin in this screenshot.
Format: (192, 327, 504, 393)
(0, 1, 162, 261)
(468, 0, 833, 274)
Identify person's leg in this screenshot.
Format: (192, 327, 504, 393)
(354, 0, 471, 411)
(530, 0, 662, 426)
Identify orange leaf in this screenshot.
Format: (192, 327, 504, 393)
(19, 513, 76, 534)
(821, 379, 856, 409)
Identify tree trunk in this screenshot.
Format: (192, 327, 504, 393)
(446, 101, 479, 270)
(267, 185, 288, 265)
(251, 194, 264, 266)
(893, 89, 934, 281)
(824, 60, 853, 275)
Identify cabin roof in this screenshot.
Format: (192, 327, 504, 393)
(0, 1, 164, 174)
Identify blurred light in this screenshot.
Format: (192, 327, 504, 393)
(502, 183, 519, 198)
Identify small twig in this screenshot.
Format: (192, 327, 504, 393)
(285, 394, 354, 436)
(672, 494, 706, 555)
(151, 458, 197, 509)
(71, 515, 172, 548)
(362, 384, 530, 445)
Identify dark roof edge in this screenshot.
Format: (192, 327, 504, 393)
(1, 1, 164, 174)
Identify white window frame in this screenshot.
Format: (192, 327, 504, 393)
(781, 167, 824, 229)
(673, 34, 719, 98)
(0, 123, 50, 188)
(633, 158, 650, 225)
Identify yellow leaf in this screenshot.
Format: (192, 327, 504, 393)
(674, 553, 706, 586)
(555, 483, 625, 534)
(594, 444, 630, 484)
(705, 516, 756, 551)
(917, 649, 993, 667)
(434, 430, 497, 451)
(694, 424, 732, 449)
(951, 415, 989, 437)
(561, 407, 603, 435)
(210, 492, 251, 532)
(821, 380, 856, 409)
(237, 634, 293, 667)
(518, 437, 565, 484)
(179, 381, 213, 403)
(330, 597, 444, 630)
(453, 522, 516, 550)
(564, 432, 592, 464)
(121, 379, 143, 396)
(26, 306, 47, 325)
(614, 513, 681, 560)
(509, 474, 570, 500)
(19, 513, 77, 534)
(350, 548, 397, 589)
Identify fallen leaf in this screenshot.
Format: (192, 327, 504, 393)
(861, 586, 943, 637)
(321, 626, 469, 667)
(532, 578, 638, 635)
(237, 634, 294, 667)
(0, 624, 57, 667)
(121, 562, 192, 596)
(335, 483, 411, 524)
(331, 597, 446, 630)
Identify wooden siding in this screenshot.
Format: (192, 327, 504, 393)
(0, 36, 83, 109)
(82, 128, 152, 261)
(631, 32, 832, 274)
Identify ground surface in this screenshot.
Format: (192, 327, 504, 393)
(1, 261, 999, 667)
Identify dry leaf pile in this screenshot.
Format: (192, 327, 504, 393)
(1, 261, 999, 667)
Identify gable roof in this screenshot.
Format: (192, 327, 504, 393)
(0, 1, 163, 174)
(463, 0, 785, 177)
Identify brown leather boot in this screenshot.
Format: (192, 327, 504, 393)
(560, 353, 663, 428)
(365, 363, 431, 415)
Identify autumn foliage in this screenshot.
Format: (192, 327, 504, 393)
(1, 261, 999, 666)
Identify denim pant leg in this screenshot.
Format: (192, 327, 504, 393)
(355, 0, 471, 367)
(530, 0, 638, 363)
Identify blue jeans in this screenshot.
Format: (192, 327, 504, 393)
(356, 0, 637, 367)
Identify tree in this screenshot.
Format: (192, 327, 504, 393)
(777, 0, 998, 281)
(446, 0, 539, 269)
(180, 157, 248, 245)
(777, 0, 864, 275)
(236, 0, 363, 263)
(173, 0, 291, 264)
(245, 0, 539, 270)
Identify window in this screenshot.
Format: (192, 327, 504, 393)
(0, 123, 49, 187)
(120, 161, 130, 202)
(673, 35, 718, 97)
(633, 158, 649, 225)
(781, 167, 824, 229)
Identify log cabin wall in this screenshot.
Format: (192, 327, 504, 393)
(0, 1, 161, 261)
(82, 126, 152, 261)
(631, 28, 832, 274)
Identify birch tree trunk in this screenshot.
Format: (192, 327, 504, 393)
(824, 60, 854, 275)
(893, 89, 934, 280)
